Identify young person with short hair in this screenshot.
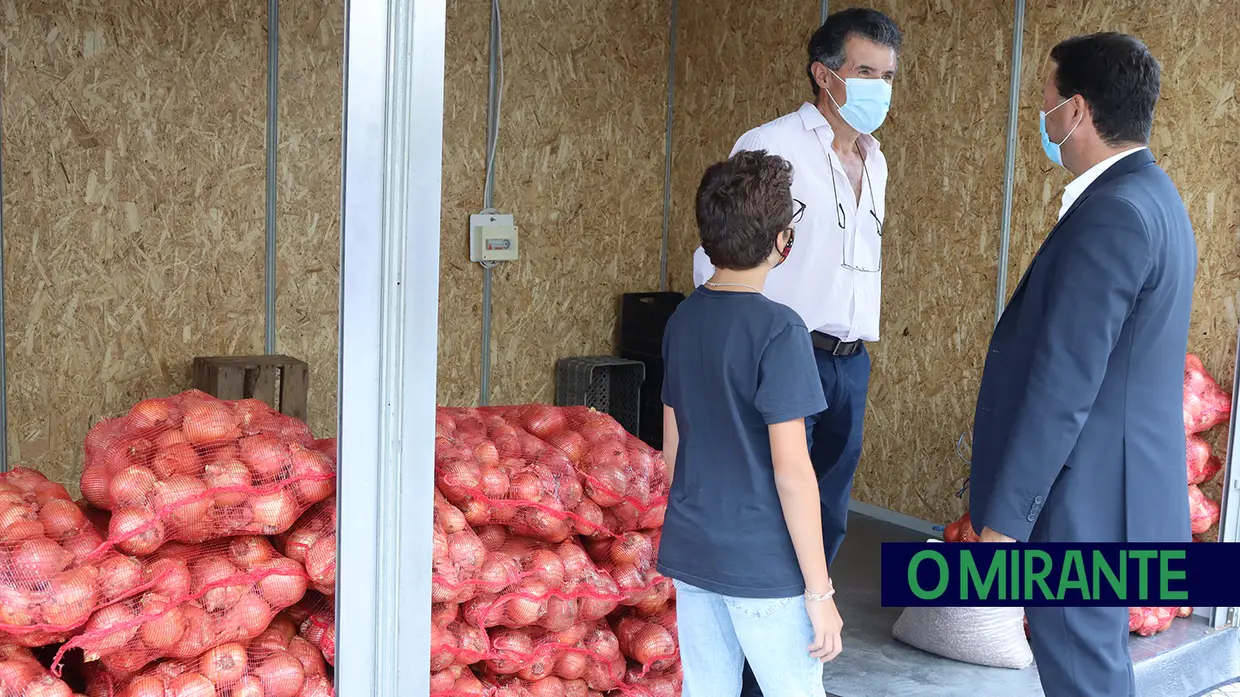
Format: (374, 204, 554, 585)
(659, 150, 844, 697)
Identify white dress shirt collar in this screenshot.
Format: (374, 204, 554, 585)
(1058, 146, 1147, 220)
(796, 102, 881, 155)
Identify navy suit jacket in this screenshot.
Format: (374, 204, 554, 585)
(970, 149, 1196, 543)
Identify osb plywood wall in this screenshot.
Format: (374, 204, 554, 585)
(1006, 1, 1240, 535)
(0, 0, 344, 489)
(437, 0, 671, 407)
(669, 0, 1014, 524)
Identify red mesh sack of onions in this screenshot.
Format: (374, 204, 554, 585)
(479, 673, 610, 697)
(275, 498, 336, 597)
(431, 491, 498, 605)
(463, 527, 622, 630)
(0, 468, 155, 647)
(435, 412, 589, 544)
(430, 665, 489, 697)
(616, 663, 683, 697)
(611, 607, 677, 678)
(1186, 434, 1222, 486)
(1184, 354, 1232, 434)
(1188, 484, 1221, 534)
(581, 532, 672, 613)
(941, 512, 980, 543)
(84, 638, 333, 697)
(286, 593, 334, 668)
(0, 643, 84, 697)
(431, 603, 490, 671)
(1128, 607, 1180, 637)
(56, 536, 308, 676)
(484, 621, 626, 692)
(79, 391, 336, 554)
(494, 406, 670, 536)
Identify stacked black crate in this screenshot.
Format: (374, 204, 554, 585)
(617, 292, 685, 450)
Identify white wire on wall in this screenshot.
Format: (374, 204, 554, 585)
(479, 0, 504, 405)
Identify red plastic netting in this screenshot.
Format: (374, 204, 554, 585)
(463, 527, 622, 630)
(581, 531, 673, 615)
(479, 674, 611, 697)
(611, 607, 677, 677)
(287, 594, 334, 669)
(0, 468, 156, 648)
(432, 491, 503, 605)
(275, 498, 336, 597)
(432, 603, 490, 671)
(1129, 606, 1194, 637)
(617, 662, 682, 697)
(57, 536, 308, 675)
(84, 639, 333, 697)
(483, 620, 625, 691)
(0, 643, 81, 697)
(434, 406, 668, 542)
(430, 665, 489, 696)
(1188, 484, 1221, 534)
(1186, 434, 1222, 486)
(79, 391, 336, 554)
(1184, 354, 1231, 434)
(941, 512, 980, 543)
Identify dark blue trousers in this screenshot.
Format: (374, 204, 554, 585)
(740, 344, 871, 697)
(1026, 606, 1136, 697)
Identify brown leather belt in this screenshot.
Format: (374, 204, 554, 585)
(811, 331, 863, 357)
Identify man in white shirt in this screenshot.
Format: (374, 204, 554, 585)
(690, 9, 902, 695)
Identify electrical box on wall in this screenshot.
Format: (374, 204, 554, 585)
(470, 212, 519, 263)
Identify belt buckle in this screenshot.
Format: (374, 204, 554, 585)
(832, 340, 848, 356)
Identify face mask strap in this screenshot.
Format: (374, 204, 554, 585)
(1047, 97, 1082, 147)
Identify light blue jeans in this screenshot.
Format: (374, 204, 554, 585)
(673, 579, 826, 697)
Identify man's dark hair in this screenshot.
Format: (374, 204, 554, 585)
(806, 8, 903, 96)
(696, 151, 795, 271)
(1050, 32, 1161, 145)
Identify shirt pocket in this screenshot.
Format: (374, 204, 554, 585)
(723, 595, 795, 620)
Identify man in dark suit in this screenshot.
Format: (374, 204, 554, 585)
(969, 33, 1195, 697)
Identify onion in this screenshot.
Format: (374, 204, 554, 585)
(183, 402, 242, 445)
(101, 649, 152, 674)
(152, 476, 211, 533)
(460, 499, 491, 527)
(239, 435, 292, 481)
(288, 446, 335, 504)
(138, 594, 188, 650)
(257, 559, 309, 608)
(437, 460, 482, 502)
(151, 444, 202, 479)
(478, 554, 521, 595)
(12, 537, 73, 578)
(279, 527, 321, 565)
(230, 536, 275, 568)
(554, 651, 588, 681)
(446, 532, 483, 572)
(609, 533, 653, 568)
(437, 502, 468, 535)
(249, 489, 299, 534)
(36, 499, 86, 541)
(508, 473, 542, 503)
(480, 466, 511, 499)
(219, 592, 273, 642)
(631, 623, 676, 670)
(154, 429, 191, 449)
(231, 676, 265, 697)
(23, 675, 73, 697)
(523, 406, 567, 439)
(79, 467, 111, 509)
(125, 399, 181, 430)
(582, 454, 630, 508)
(108, 467, 159, 508)
(305, 537, 337, 591)
(541, 596, 578, 632)
(110, 507, 166, 556)
(489, 629, 535, 673)
(256, 615, 297, 650)
(475, 524, 508, 550)
(143, 558, 192, 599)
(168, 673, 216, 697)
(191, 556, 245, 612)
(300, 675, 334, 697)
(0, 518, 46, 544)
(505, 579, 550, 626)
(118, 676, 166, 697)
(557, 473, 584, 511)
(171, 605, 213, 657)
(97, 554, 144, 601)
(546, 431, 586, 463)
(523, 509, 572, 543)
(255, 651, 306, 697)
(199, 642, 248, 687)
(42, 567, 100, 627)
(473, 442, 500, 468)
(233, 399, 274, 431)
(561, 679, 589, 697)
(287, 636, 327, 676)
(83, 602, 138, 655)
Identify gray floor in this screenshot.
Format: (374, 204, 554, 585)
(824, 513, 1240, 697)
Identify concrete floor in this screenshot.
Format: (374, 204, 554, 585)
(825, 513, 1240, 697)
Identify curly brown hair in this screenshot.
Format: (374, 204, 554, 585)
(696, 150, 796, 271)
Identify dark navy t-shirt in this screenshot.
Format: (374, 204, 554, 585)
(656, 286, 827, 598)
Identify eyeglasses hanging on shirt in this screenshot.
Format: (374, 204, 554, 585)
(827, 149, 883, 274)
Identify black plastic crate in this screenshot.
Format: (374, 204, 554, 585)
(555, 357, 646, 436)
(620, 349, 666, 450)
(619, 292, 685, 356)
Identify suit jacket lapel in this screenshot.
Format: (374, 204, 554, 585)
(1002, 150, 1156, 308)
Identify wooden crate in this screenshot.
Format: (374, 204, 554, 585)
(191, 355, 309, 422)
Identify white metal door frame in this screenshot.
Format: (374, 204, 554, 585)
(334, 0, 446, 694)
(1209, 323, 1240, 628)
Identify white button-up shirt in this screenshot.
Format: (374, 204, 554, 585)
(692, 103, 887, 343)
(1057, 146, 1147, 220)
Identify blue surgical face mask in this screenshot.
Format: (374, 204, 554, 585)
(1040, 97, 1081, 167)
(828, 70, 893, 135)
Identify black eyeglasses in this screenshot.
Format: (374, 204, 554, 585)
(790, 198, 806, 226)
(826, 152, 883, 273)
